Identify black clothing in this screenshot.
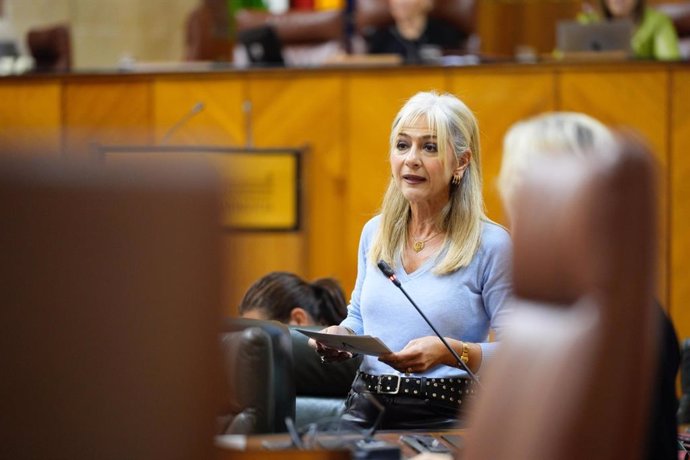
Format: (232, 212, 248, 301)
(646, 306, 680, 460)
(290, 327, 360, 397)
(341, 372, 473, 430)
(365, 18, 464, 64)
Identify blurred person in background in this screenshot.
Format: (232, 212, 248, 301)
(578, 0, 680, 60)
(365, 0, 463, 63)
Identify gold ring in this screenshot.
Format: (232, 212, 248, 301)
(406, 367, 412, 375)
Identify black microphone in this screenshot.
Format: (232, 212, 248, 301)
(377, 260, 481, 385)
(160, 101, 205, 145)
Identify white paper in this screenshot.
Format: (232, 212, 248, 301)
(295, 328, 393, 357)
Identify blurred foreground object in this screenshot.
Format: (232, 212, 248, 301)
(0, 159, 222, 460)
(465, 133, 658, 460)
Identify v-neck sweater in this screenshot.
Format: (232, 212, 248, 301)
(341, 214, 513, 378)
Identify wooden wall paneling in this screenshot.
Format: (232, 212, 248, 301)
(2, 62, 682, 324)
(477, 0, 581, 57)
(478, 0, 524, 57)
(0, 81, 62, 158)
(558, 65, 670, 308)
(223, 232, 308, 314)
(153, 77, 246, 146)
(520, 0, 582, 54)
(155, 76, 255, 314)
(670, 68, 690, 341)
(63, 79, 153, 160)
(449, 67, 558, 225)
(246, 71, 346, 292)
(343, 69, 447, 292)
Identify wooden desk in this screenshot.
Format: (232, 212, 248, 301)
(216, 429, 463, 459)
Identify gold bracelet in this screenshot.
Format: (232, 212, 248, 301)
(460, 342, 470, 365)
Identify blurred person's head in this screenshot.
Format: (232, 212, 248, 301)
(600, 0, 645, 22)
(389, 0, 433, 23)
(497, 112, 616, 222)
(238, 271, 347, 326)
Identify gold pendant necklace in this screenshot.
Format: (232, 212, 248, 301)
(411, 233, 439, 253)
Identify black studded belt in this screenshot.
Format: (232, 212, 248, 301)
(355, 371, 475, 406)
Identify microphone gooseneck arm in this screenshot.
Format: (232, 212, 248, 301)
(377, 260, 481, 385)
(160, 102, 205, 145)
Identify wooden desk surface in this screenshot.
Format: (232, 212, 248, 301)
(216, 429, 464, 459)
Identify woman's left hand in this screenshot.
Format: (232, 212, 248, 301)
(377, 336, 447, 374)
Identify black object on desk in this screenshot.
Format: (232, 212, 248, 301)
(238, 25, 284, 67)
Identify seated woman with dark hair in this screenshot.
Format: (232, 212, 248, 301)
(239, 271, 348, 327)
(239, 271, 358, 428)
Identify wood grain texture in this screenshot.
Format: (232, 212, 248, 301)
(63, 79, 153, 159)
(247, 72, 346, 288)
(670, 68, 690, 339)
(0, 81, 61, 158)
(559, 66, 670, 307)
(449, 68, 557, 225)
(224, 232, 307, 314)
(153, 77, 246, 146)
(477, 0, 581, 57)
(0, 63, 686, 333)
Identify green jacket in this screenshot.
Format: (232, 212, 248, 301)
(578, 7, 681, 60)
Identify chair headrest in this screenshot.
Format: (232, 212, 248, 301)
(511, 132, 656, 306)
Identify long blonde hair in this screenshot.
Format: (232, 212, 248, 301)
(368, 91, 486, 275)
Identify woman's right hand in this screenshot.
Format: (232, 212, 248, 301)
(308, 325, 355, 363)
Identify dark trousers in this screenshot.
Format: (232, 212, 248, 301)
(342, 376, 466, 430)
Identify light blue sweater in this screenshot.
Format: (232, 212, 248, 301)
(341, 215, 513, 379)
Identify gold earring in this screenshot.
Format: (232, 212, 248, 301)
(451, 174, 461, 186)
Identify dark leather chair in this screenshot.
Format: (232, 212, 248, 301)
(218, 318, 295, 434)
(184, 0, 234, 61)
(27, 23, 72, 72)
(235, 8, 343, 47)
(217, 318, 359, 432)
(465, 133, 658, 460)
